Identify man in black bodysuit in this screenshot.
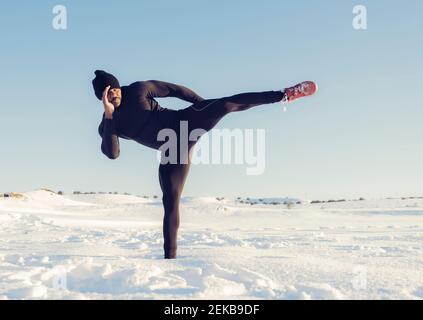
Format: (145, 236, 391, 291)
(93, 70, 317, 259)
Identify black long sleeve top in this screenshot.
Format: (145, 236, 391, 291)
(98, 80, 204, 159)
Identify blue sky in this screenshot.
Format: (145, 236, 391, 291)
(0, 0, 422, 200)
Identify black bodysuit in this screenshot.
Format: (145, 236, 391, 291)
(98, 80, 284, 259)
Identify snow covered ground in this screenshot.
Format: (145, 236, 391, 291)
(0, 189, 422, 300)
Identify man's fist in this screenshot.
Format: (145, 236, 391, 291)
(102, 86, 114, 119)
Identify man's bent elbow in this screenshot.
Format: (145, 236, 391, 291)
(106, 152, 120, 160)
(101, 146, 120, 160)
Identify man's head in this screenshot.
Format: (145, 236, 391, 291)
(92, 70, 122, 107)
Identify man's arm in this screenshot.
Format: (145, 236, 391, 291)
(98, 114, 120, 160)
(144, 80, 204, 104)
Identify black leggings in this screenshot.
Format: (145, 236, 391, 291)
(158, 90, 284, 258)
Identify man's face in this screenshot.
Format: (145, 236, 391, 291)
(107, 88, 122, 107)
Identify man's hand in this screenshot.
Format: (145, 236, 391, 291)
(102, 86, 114, 119)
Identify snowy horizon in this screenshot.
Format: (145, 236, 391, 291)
(2, 187, 423, 204)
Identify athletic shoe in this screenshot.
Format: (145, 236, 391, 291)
(281, 81, 318, 104)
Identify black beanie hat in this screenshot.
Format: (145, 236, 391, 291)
(92, 70, 121, 100)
